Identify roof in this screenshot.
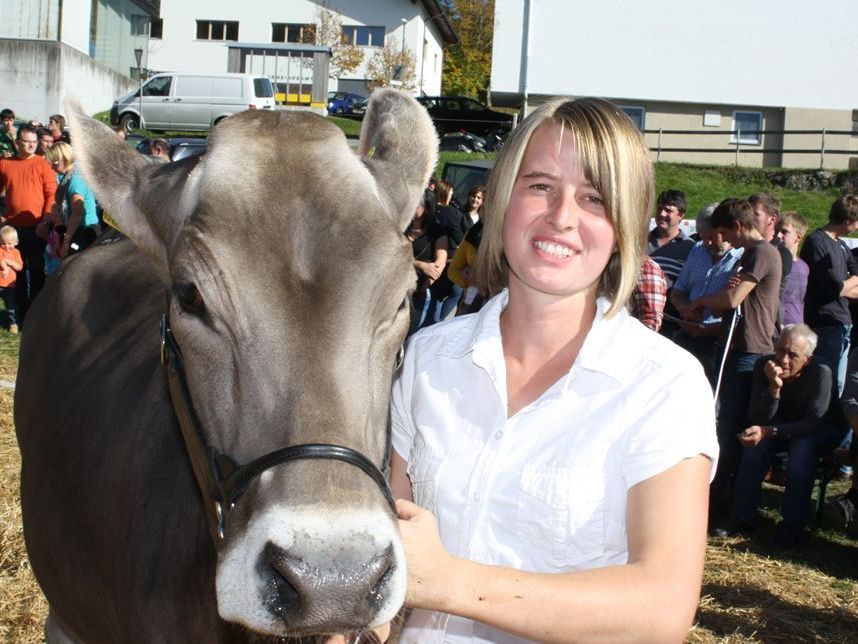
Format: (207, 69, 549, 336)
(419, 0, 458, 45)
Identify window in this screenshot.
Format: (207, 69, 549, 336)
(130, 15, 149, 36)
(731, 111, 763, 145)
(150, 19, 163, 39)
(272, 22, 316, 43)
(142, 76, 171, 97)
(254, 78, 274, 98)
(196, 20, 239, 41)
(341, 25, 385, 47)
(620, 106, 645, 130)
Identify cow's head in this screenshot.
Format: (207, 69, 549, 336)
(67, 91, 437, 638)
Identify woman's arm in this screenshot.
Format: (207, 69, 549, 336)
(60, 194, 85, 258)
(398, 455, 711, 643)
(448, 239, 476, 288)
(390, 450, 413, 502)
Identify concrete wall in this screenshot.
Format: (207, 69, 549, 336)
(0, 0, 59, 40)
(0, 39, 135, 120)
(782, 108, 857, 170)
(147, 0, 445, 95)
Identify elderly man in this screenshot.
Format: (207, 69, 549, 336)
(716, 324, 848, 546)
(671, 203, 744, 386)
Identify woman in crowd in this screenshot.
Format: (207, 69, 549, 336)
(407, 192, 449, 334)
(390, 97, 718, 642)
(44, 142, 100, 258)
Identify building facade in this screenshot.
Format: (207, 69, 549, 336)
(491, 0, 858, 169)
(147, 0, 456, 99)
(0, 0, 158, 119)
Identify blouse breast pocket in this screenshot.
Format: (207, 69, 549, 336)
(516, 464, 606, 569)
(407, 435, 442, 512)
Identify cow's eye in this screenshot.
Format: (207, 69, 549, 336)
(174, 280, 205, 314)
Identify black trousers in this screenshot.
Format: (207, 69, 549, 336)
(13, 225, 46, 325)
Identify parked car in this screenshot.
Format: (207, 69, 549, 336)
(111, 72, 275, 133)
(442, 159, 494, 209)
(134, 136, 208, 162)
(327, 92, 366, 115)
(416, 96, 513, 136)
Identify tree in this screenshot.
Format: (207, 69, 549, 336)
(365, 36, 417, 91)
(314, 3, 363, 79)
(440, 0, 494, 100)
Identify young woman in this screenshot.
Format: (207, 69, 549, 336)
(44, 142, 100, 258)
(390, 98, 718, 642)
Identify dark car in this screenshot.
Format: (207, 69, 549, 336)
(327, 92, 366, 115)
(442, 159, 494, 209)
(416, 96, 513, 136)
(350, 96, 369, 117)
(134, 136, 207, 162)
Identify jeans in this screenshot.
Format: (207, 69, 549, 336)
(812, 323, 851, 394)
(710, 351, 761, 514)
(731, 424, 848, 527)
(0, 286, 16, 326)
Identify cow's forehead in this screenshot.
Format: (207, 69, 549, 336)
(196, 110, 395, 230)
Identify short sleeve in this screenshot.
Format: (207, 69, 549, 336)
(622, 357, 719, 489)
(390, 338, 419, 461)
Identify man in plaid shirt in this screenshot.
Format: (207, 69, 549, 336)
(629, 256, 667, 332)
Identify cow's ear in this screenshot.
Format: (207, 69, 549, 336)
(65, 98, 200, 277)
(358, 89, 438, 232)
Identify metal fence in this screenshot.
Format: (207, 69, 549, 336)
(645, 128, 856, 168)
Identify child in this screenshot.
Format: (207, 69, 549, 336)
(777, 210, 809, 325)
(0, 225, 23, 333)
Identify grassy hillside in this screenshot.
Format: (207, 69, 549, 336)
(654, 163, 844, 231)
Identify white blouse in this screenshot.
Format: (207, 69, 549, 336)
(391, 291, 719, 644)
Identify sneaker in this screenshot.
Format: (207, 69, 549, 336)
(713, 518, 756, 538)
(8, 323, 17, 334)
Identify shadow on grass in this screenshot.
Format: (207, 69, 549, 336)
(697, 580, 858, 642)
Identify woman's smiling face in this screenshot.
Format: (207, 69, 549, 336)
(502, 122, 615, 302)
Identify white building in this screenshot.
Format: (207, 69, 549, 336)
(147, 0, 456, 98)
(491, 0, 858, 169)
(0, 0, 157, 119)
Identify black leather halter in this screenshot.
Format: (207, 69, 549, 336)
(160, 314, 396, 541)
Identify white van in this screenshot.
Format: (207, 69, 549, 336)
(110, 73, 275, 132)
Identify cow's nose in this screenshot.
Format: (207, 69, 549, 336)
(260, 540, 395, 630)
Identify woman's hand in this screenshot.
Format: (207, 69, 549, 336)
(396, 499, 455, 610)
(414, 260, 442, 281)
(58, 236, 70, 259)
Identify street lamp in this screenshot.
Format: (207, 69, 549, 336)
(134, 47, 143, 131)
(401, 18, 407, 54)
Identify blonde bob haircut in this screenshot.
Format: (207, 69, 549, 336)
(473, 97, 654, 317)
(44, 141, 74, 168)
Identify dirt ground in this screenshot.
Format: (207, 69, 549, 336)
(1, 332, 856, 642)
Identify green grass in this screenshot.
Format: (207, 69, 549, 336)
(654, 163, 844, 232)
(0, 331, 20, 366)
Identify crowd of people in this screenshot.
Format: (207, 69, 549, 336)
(0, 107, 173, 332)
(637, 190, 858, 546)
